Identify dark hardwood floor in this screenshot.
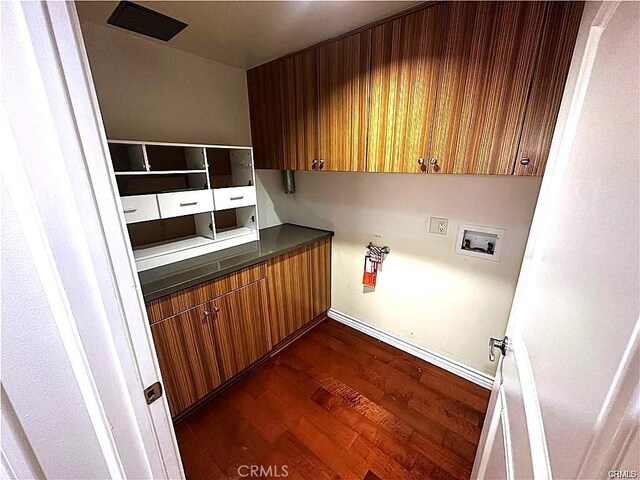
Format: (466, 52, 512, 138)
(174, 318, 491, 480)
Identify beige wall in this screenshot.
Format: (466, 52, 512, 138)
(258, 171, 541, 375)
(79, 20, 251, 145)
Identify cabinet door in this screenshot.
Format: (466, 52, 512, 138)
(151, 304, 222, 416)
(309, 238, 332, 319)
(281, 49, 320, 171)
(209, 279, 271, 381)
(267, 240, 332, 345)
(367, 5, 448, 173)
(247, 61, 284, 169)
(318, 31, 371, 172)
(429, 2, 546, 175)
(266, 246, 312, 345)
(514, 2, 584, 176)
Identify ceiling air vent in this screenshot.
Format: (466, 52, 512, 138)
(107, 1, 187, 42)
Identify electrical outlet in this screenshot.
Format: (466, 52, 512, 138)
(429, 217, 448, 235)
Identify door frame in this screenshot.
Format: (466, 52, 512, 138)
(471, 2, 623, 478)
(1, 1, 184, 477)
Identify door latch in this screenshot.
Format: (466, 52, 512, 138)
(143, 381, 163, 405)
(489, 336, 510, 362)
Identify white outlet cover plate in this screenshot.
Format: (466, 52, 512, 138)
(429, 217, 448, 235)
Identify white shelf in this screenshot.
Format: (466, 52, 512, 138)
(114, 170, 207, 176)
(133, 235, 214, 262)
(215, 227, 255, 241)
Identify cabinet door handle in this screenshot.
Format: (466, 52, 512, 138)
(180, 201, 198, 207)
(520, 157, 530, 166)
(311, 159, 318, 170)
(123, 208, 138, 214)
(230, 196, 244, 201)
(318, 159, 325, 170)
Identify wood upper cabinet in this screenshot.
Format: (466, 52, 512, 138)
(281, 50, 320, 171)
(428, 2, 547, 175)
(247, 61, 284, 169)
(514, 2, 584, 176)
(151, 304, 222, 416)
(367, 4, 448, 173)
(209, 279, 271, 381)
(246, 2, 582, 176)
(267, 238, 331, 345)
(318, 31, 371, 172)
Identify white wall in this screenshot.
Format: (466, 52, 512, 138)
(78, 20, 251, 145)
(258, 171, 542, 374)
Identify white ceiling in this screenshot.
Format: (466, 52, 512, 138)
(75, 1, 420, 69)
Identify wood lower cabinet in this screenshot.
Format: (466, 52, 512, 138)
(151, 303, 222, 416)
(209, 279, 271, 381)
(267, 238, 331, 345)
(146, 237, 332, 418)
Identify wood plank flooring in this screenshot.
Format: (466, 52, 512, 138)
(174, 319, 491, 480)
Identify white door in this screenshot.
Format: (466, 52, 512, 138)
(472, 2, 640, 479)
(1, 1, 183, 477)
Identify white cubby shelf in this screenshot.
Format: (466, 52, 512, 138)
(108, 140, 259, 271)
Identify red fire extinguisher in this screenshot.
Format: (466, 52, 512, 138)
(363, 254, 378, 288)
(362, 243, 389, 288)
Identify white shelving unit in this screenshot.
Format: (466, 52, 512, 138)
(108, 140, 260, 271)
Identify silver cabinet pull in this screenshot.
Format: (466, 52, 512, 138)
(417, 157, 425, 165)
(319, 159, 325, 170)
(230, 196, 244, 201)
(311, 159, 318, 170)
(124, 208, 137, 214)
(180, 201, 198, 207)
(520, 157, 530, 165)
(430, 157, 438, 165)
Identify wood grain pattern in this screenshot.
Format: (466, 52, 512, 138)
(267, 239, 331, 346)
(429, 1, 547, 175)
(318, 30, 371, 172)
(146, 262, 266, 324)
(247, 61, 284, 169)
(151, 303, 222, 416)
(514, 1, 585, 176)
(210, 279, 272, 381)
(281, 50, 319, 171)
(175, 319, 490, 479)
(367, 4, 448, 173)
(309, 238, 331, 319)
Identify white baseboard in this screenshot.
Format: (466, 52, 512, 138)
(327, 308, 495, 390)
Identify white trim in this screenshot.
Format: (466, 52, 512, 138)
(327, 308, 495, 390)
(514, 340, 551, 480)
(500, 388, 514, 480)
(109, 139, 252, 150)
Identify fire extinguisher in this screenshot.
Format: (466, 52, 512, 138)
(363, 254, 378, 288)
(362, 243, 390, 288)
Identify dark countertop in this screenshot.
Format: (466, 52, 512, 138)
(139, 223, 334, 302)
